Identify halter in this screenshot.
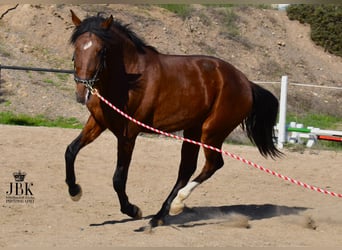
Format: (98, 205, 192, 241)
(73, 47, 106, 90)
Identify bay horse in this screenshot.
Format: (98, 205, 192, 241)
(65, 10, 282, 229)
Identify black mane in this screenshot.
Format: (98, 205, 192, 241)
(70, 14, 157, 54)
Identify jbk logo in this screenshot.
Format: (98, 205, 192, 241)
(6, 170, 35, 204)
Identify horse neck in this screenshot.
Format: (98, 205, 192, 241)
(112, 27, 145, 72)
(100, 29, 147, 106)
(99, 51, 127, 104)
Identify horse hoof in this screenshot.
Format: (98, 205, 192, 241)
(69, 184, 82, 201)
(134, 207, 143, 219)
(169, 201, 185, 215)
(123, 204, 143, 219)
(149, 217, 164, 227)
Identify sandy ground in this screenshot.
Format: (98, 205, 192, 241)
(1, 124, 342, 247)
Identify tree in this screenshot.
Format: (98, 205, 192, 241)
(287, 4, 342, 57)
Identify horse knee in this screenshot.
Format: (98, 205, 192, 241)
(65, 144, 75, 163)
(65, 135, 82, 163)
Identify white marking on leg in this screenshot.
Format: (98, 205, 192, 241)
(83, 41, 93, 50)
(170, 181, 199, 215)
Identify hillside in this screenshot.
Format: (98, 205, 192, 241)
(0, 4, 341, 125)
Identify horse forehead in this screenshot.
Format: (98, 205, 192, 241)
(83, 41, 93, 50)
(76, 33, 101, 50)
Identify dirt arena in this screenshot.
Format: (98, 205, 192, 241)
(1, 124, 342, 247)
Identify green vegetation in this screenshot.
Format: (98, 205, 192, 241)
(226, 113, 342, 150)
(286, 112, 342, 150)
(56, 73, 70, 82)
(42, 73, 71, 89)
(220, 7, 240, 38)
(159, 4, 243, 45)
(254, 4, 272, 9)
(287, 113, 342, 130)
(43, 78, 55, 85)
(1, 110, 339, 150)
(158, 4, 194, 20)
(0, 111, 83, 129)
(0, 44, 11, 58)
(205, 5, 240, 38)
(202, 4, 235, 8)
(287, 4, 342, 57)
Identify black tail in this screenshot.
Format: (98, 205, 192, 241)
(244, 82, 283, 159)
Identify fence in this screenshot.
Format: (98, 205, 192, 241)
(272, 76, 342, 148)
(0, 64, 73, 83)
(0, 65, 341, 147)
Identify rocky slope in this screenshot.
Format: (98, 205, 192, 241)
(0, 4, 341, 125)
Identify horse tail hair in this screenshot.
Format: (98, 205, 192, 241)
(244, 82, 283, 159)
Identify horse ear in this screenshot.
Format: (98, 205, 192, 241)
(70, 9, 81, 27)
(101, 15, 113, 29)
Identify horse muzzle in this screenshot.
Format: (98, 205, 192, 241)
(75, 86, 90, 105)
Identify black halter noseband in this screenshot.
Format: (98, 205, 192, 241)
(73, 47, 106, 90)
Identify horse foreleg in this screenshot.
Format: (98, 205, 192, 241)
(113, 135, 142, 219)
(65, 115, 105, 201)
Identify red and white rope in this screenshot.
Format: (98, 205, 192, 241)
(93, 89, 342, 198)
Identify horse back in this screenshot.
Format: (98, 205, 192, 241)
(128, 53, 253, 132)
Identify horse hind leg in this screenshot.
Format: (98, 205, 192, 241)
(147, 127, 201, 228)
(65, 115, 105, 201)
(170, 151, 224, 215)
(170, 127, 228, 215)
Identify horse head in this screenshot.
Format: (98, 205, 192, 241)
(70, 10, 112, 104)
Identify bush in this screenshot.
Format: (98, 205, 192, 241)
(287, 4, 342, 57)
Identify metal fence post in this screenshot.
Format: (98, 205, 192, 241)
(277, 75, 288, 149)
